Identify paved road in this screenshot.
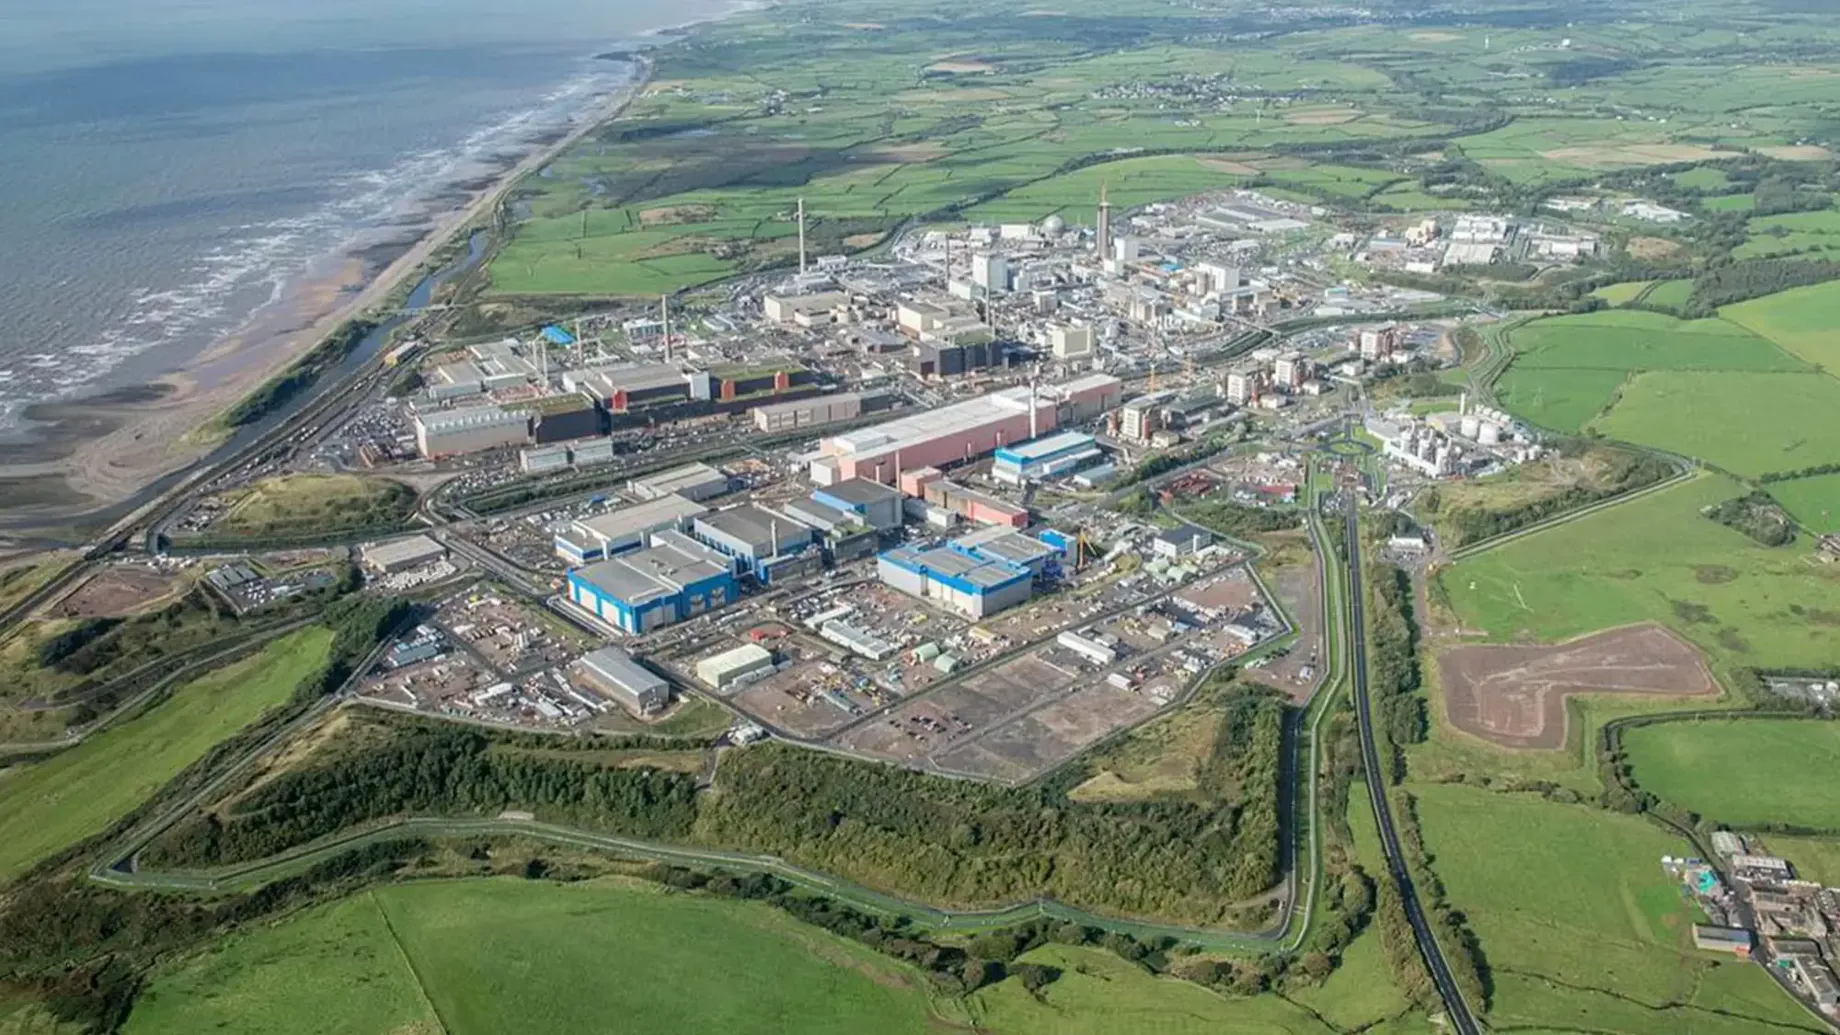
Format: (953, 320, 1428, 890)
(1341, 502, 1482, 1035)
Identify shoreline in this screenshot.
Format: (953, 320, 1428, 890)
(0, 53, 661, 534)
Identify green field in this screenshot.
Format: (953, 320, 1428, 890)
(1624, 718, 1840, 830)
(1591, 280, 1654, 305)
(1768, 472, 1840, 532)
(963, 943, 1342, 1035)
(1702, 192, 1757, 213)
(1411, 782, 1822, 1035)
(1771, 835, 1840, 886)
(1645, 278, 1695, 310)
(1723, 279, 1840, 369)
(1493, 309, 1811, 435)
(1593, 371, 1840, 477)
(126, 878, 1374, 1035)
(1505, 310, 1806, 373)
(1492, 364, 1630, 432)
(0, 627, 331, 881)
(961, 154, 1250, 223)
(128, 879, 938, 1035)
(1736, 208, 1840, 260)
(1436, 472, 1840, 672)
(1673, 167, 1732, 191)
(212, 474, 416, 539)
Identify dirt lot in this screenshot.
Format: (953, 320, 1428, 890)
(1438, 623, 1716, 749)
(56, 567, 181, 618)
(1244, 565, 1322, 702)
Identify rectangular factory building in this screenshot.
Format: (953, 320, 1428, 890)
(923, 480, 1029, 528)
(554, 494, 708, 566)
(690, 504, 821, 585)
(811, 478, 905, 532)
(360, 534, 447, 575)
(812, 382, 1062, 485)
(878, 544, 1034, 619)
(412, 405, 532, 458)
(696, 643, 775, 688)
(573, 646, 671, 715)
(992, 431, 1103, 484)
(952, 527, 1062, 581)
(753, 392, 864, 433)
(630, 462, 730, 502)
(566, 530, 736, 635)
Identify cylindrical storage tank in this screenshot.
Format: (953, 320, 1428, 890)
(1460, 415, 1481, 439)
(1478, 422, 1502, 445)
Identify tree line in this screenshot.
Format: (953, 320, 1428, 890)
(1418, 446, 1675, 549)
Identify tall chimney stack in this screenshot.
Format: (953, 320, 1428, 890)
(797, 198, 807, 275)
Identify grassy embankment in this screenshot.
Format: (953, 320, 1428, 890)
(0, 627, 333, 882)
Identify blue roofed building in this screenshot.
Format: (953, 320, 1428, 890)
(566, 530, 737, 634)
(877, 544, 1034, 619)
(992, 431, 1103, 484)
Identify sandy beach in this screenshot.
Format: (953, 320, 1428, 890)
(0, 60, 654, 533)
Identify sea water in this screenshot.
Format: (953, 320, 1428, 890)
(0, 0, 734, 432)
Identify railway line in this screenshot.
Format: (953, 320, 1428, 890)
(1341, 499, 1482, 1035)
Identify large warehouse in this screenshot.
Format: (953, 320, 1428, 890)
(566, 530, 737, 634)
(992, 431, 1103, 484)
(412, 405, 532, 458)
(554, 494, 708, 566)
(753, 392, 863, 433)
(572, 646, 671, 715)
(809, 376, 1120, 487)
(690, 504, 821, 585)
(878, 544, 1034, 619)
(811, 478, 904, 532)
(629, 462, 730, 502)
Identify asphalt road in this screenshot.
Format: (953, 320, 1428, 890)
(1341, 502, 1482, 1035)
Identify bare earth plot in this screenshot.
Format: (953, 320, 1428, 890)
(1439, 624, 1716, 749)
(55, 568, 181, 618)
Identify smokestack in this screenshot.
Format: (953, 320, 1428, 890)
(797, 198, 807, 275)
(1029, 379, 1039, 440)
(770, 519, 780, 558)
(660, 294, 671, 363)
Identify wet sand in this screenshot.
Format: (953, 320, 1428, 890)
(0, 66, 651, 534)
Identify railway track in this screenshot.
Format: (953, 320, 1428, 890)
(1341, 500, 1482, 1035)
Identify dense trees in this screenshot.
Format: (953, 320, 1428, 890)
(1177, 500, 1302, 538)
(146, 725, 699, 867)
(1705, 492, 1797, 547)
(700, 708, 1285, 922)
(1684, 258, 1840, 315)
(1365, 562, 1425, 784)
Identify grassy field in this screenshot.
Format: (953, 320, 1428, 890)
(123, 891, 440, 1035)
(1768, 472, 1840, 532)
(126, 877, 1383, 1035)
(963, 944, 1340, 1035)
(1770, 835, 1840, 885)
(1591, 280, 1654, 305)
(1504, 310, 1806, 374)
(1493, 364, 1630, 433)
(1411, 782, 1823, 1035)
(1723, 279, 1840, 369)
(1646, 279, 1695, 310)
(1623, 718, 1840, 829)
(212, 475, 416, 539)
(130, 879, 942, 1035)
(1435, 472, 1840, 673)
(0, 627, 331, 881)
(1736, 208, 1840, 261)
(1593, 371, 1840, 478)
